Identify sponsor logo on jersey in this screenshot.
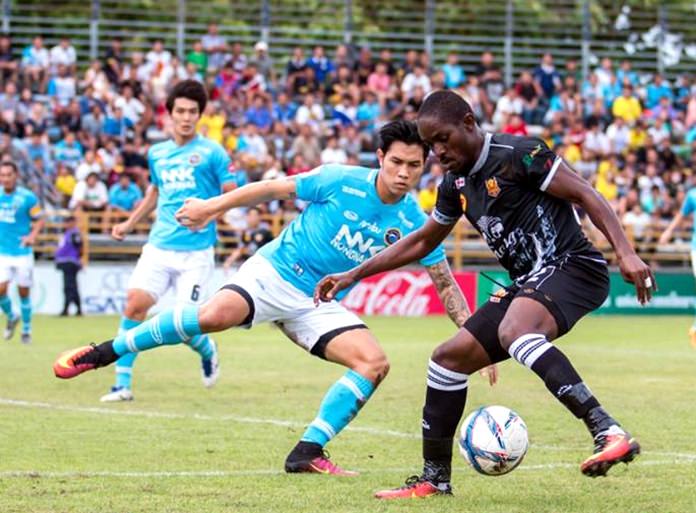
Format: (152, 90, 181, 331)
(343, 210, 359, 221)
(341, 185, 367, 198)
(485, 177, 501, 198)
(397, 210, 414, 229)
(160, 166, 196, 190)
(455, 177, 466, 188)
(490, 288, 508, 303)
(522, 144, 543, 168)
(384, 228, 402, 245)
(331, 224, 385, 264)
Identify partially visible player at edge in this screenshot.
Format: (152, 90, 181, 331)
(315, 91, 656, 498)
(659, 190, 696, 348)
(99, 79, 237, 402)
(53, 120, 496, 475)
(0, 160, 44, 344)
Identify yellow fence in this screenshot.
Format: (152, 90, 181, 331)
(34, 210, 692, 271)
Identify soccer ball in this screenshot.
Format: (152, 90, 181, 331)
(458, 405, 528, 476)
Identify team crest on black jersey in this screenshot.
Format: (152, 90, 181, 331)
(188, 153, 202, 165)
(384, 228, 402, 245)
(485, 177, 501, 198)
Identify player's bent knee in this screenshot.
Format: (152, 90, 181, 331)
(353, 353, 389, 385)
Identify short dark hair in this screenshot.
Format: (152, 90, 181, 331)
(418, 90, 474, 126)
(165, 79, 208, 114)
(377, 120, 429, 160)
(0, 160, 18, 173)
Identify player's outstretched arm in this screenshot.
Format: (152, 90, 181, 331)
(176, 178, 297, 230)
(112, 185, 159, 241)
(658, 212, 685, 245)
(545, 162, 656, 304)
(314, 217, 454, 303)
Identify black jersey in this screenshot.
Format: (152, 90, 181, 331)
(432, 133, 601, 281)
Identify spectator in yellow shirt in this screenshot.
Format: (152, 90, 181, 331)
(612, 85, 642, 124)
(418, 177, 438, 213)
(628, 120, 648, 150)
(55, 163, 77, 207)
(197, 102, 226, 143)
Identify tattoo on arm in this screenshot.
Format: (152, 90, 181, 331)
(426, 261, 471, 328)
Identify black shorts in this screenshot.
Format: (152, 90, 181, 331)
(464, 255, 609, 364)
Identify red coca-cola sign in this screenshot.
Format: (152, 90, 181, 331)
(342, 270, 477, 316)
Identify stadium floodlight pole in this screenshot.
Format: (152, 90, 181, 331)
(581, 0, 590, 80)
(424, 0, 434, 58)
(89, 0, 100, 61)
(1, 0, 9, 34)
(176, 0, 185, 59)
(260, 0, 270, 44)
(344, 0, 353, 44)
(504, 0, 513, 87)
(657, 4, 666, 75)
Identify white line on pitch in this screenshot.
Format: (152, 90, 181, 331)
(2, 397, 696, 462)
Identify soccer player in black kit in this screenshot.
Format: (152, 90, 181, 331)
(315, 90, 656, 499)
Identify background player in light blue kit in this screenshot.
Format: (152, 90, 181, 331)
(99, 79, 237, 402)
(0, 160, 44, 344)
(659, 187, 696, 347)
(54, 121, 494, 474)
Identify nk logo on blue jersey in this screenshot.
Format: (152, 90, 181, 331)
(330, 224, 386, 264)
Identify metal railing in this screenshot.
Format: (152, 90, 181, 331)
(5, 1, 696, 82)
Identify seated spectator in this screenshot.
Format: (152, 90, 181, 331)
(616, 59, 638, 88)
(320, 135, 347, 165)
(104, 173, 142, 232)
(367, 62, 392, 96)
(236, 123, 268, 161)
(69, 171, 108, 212)
(75, 150, 103, 182)
(228, 42, 248, 73)
(0, 35, 18, 85)
(612, 85, 642, 124)
(493, 87, 523, 127)
(21, 36, 49, 92)
(356, 91, 382, 133)
(294, 93, 324, 131)
(186, 40, 208, 74)
(54, 132, 84, 170)
(289, 124, 321, 167)
(418, 177, 438, 213)
(286, 153, 311, 177)
(114, 84, 146, 127)
(55, 163, 77, 208)
(253, 41, 275, 87)
(198, 101, 226, 143)
(285, 46, 307, 90)
(501, 113, 528, 136)
(47, 64, 77, 108)
(49, 37, 77, 76)
(25, 130, 53, 174)
(245, 94, 273, 132)
(222, 206, 273, 270)
(102, 105, 133, 140)
(307, 45, 334, 85)
(401, 64, 432, 100)
(533, 52, 561, 100)
(645, 73, 673, 110)
(272, 92, 297, 124)
(333, 94, 358, 126)
(81, 104, 106, 138)
(442, 52, 465, 89)
(103, 37, 124, 85)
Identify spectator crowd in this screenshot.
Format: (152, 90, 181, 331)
(3, 25, 696, 256)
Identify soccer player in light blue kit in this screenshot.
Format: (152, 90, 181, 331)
(0, 160, 44, 344)
(98, 80, 237, 402)
(55, 121, 492, 473)
(659, 187, 696, 347)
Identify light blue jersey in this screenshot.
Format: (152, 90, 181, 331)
(0, 186, 39, 256)
(680, 188, 696, 249)
(148, 134, 234, 251)
(258, 165, 447, 299)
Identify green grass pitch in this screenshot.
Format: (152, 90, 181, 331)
(1, 314, 695, 513)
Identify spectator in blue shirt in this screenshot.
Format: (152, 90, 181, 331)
(356, 91, 382, 132)
(616, 59, 638, 88)
(646, 74, 673, 110)
(307, 45, 334, 85)
(273, 91, 297, 123)
(104, 173, 142, 232)
(245, 94, 273, 132)
(53, 131, 84, 170)
(102, 105, 133, 140)
(25, 131, 54, 175)
(442, 52, 465, 89)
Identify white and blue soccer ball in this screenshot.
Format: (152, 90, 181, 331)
(458, 405, 528, 476)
